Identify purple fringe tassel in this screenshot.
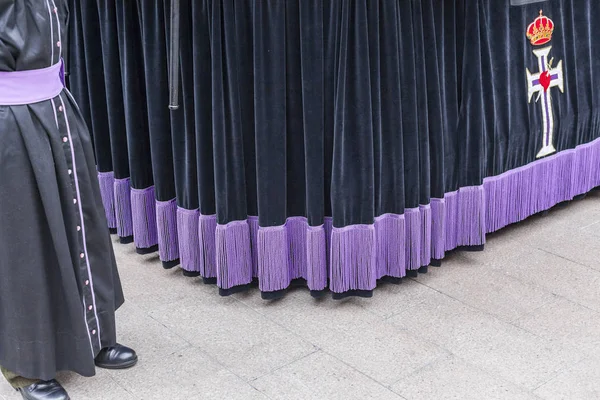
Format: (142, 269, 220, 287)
(306, 225, 328, 291)
(430, 198, 446, 260)
(404, 208, 421, 271)
(457, 186, 486, 247)
(257, 226, 290, 292)
(374, 214, 406, 279)
(131, 186, 158, 249)
(287, 217, 308, 280)
(198, 214, 217, 278)
(420, 205, 432, 266)
(248, 216, 260, 278)
(325, 217, 333, 275)
(156, 199, 179, 262)
(142, 138, 600, 295)
(114, 178, 134, 238)
(216, 220, 253, 289)
(98, 171, 117, 229)
(176, 208, 200, 272)
(483, 138, 600, 233)
(330, 225, 376, 293)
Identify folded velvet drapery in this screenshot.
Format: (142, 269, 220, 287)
(67, 0, 600, 299)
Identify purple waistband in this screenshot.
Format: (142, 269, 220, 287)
(0, 60, 65, 106)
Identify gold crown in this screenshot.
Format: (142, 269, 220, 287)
(526, 10, 554, 46)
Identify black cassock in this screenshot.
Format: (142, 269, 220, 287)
(0, 0, 122, 380)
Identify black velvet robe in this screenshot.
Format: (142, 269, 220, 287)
(0, 0, 122, 380)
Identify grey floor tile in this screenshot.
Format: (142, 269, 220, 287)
(421, 265, 556, 323)
(489, 248, 600, 312)
(391, 354, 538, 400)
(148, 296, 317, 381)
(533, 356, 600, 400)
(108, 346, 269, 400)
(538, 230, 600, 272)
(56, 369, 138, 400)
(263, 296, 447, 386)
(385, 289, 583, 390)
(252, 350, 404, 400)
(351, 277, 441, 319)
(514, 297, 600, 356)
(114, 302, 191, 363)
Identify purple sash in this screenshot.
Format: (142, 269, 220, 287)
(0, 60, 64, 106)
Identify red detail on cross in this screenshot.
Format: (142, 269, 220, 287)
(539, 71, 552, 92)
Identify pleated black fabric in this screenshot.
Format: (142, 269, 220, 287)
(66, 0, 600, 298)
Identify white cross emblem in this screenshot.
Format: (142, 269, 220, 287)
(526, 46, 564, 158)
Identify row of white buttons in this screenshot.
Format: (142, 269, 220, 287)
(57, 103, 95, 332)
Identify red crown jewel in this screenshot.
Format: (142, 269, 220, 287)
(526, 10, 554, 46)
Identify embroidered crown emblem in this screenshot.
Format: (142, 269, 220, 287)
(526, 10, 554, 46)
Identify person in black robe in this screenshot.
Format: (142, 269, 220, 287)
(0, 2, 137, 399)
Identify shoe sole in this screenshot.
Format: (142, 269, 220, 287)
(95, 357, 138, 370)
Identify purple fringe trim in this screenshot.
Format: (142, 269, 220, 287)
(131, 186, 158, 249)
(330, 225, 376, 293)
(198, 214, 217, 278)
(176, 208, 200, 272)
(136, 138, 600, 294)
(98, 171, 117, 229)
(325, 217, 333, 274)
(483, 138, 600, 233)
(156, 199, 179, 262)
(216, 220, 253, 289)
(114, 178, 133, 238)
(457, 186, 486, 247)
(248, 216, 260, 278)
(307, 225, 328, 291)
(430, 198, 446, 259)
(420, 204, 432, 266)
(287, 217, 308, 280)
(257, 226, 290, 292)
(404, 208, 421, 271)
(374, 214, 406, 279)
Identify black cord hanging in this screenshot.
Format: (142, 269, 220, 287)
(168, 0, 180, 110)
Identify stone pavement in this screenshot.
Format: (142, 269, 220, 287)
(2, 193, 600, 399)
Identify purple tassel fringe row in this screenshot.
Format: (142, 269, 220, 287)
(216, 220, 253, 289)
(198, 214, 218, 278)
(100, 138, 600, 294)
(176, 208, 200, 272)
(156, 199, 179, 262)
(97, 171, 117, 229)
(257, 226, 290, 292)
(374, 214, 406, 279)
(307, 225, 328, 291)
(114, 178, 134, 238)
(131, 186, 158, 249)
(404, 208, 422, 271)
(248, 216, 260, 278)
(430, 198, 446, 259)
(330, 225, 376, 293)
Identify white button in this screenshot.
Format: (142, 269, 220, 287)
(92, 330, 96, 335)
(85, 280, 89, 286)
(62, 137, 68, 143)
(80, 253, 85, 259)
(68, 169, 72, 175)
(88, 305, 93, 311)
(56, 41, 61, 48)
(77, 226, 81, 231)
(58, 105, 63, 112)
(73, 198, 77, 204)
(54, 7, 57, 13)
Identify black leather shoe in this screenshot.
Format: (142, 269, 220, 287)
(18, 380, 69, 400)
(94, 343, 138, 370)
